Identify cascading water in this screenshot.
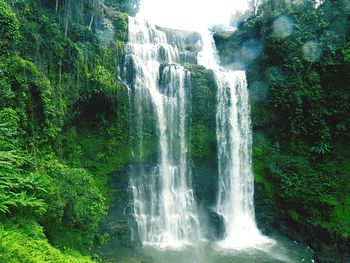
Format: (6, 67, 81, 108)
(125, 1, 270, 249)
(125, 17, 199, 248)
(197, 30, 268, 248)
(116, 2, 314, 261)
(215, 70, 264, 248)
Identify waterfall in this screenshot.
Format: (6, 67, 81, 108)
(125, 17, 199, 248)
(125, 13, 270, 249)
(215, 70, 263, 248)
(197, 30, 268, 248)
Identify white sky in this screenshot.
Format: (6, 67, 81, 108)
(137, 0, 249, 31)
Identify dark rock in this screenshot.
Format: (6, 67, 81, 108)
(207, 210, 225, 240)
(100, 167, 138, 260)
(142, 255, 154, 263)
(131, 239, 143, 257)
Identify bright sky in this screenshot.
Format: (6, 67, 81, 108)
(137, 0, 249, 31)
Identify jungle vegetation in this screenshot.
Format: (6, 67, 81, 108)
(0, 0, 349, 261)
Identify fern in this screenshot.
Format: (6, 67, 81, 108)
(311, 142, 331, 155)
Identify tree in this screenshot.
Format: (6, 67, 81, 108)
(0, 0, 20, 54)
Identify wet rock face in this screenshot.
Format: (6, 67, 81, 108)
(207, 211, 225, 240)
(157, 26, 202, 64)
(100, 169, 140, 259)
(101, 158, 224, 253)
(254, 183, 278, 235)
(190, 161, 223, 240)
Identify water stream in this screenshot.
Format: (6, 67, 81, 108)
(126, 17, 200, 248)
(197, 30, 270, 248)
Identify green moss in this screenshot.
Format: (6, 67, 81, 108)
(133, 138, 157, 163)
(253, 159, 265, 184)
(252, 132, 271, 183)
(190, 124, 212, 159)
(187, 64, 217, 163)
(334, 196, 350, 239)
(61, 125, 130, 199)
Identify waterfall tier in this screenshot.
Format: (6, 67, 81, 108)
(126, 17, 270, 250)
(197, 30, 270, 248)
(126, 17, 200, 248)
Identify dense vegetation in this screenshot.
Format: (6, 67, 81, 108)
(1, 0, 349, 261)
(0, 0, 136, 261)
(214, 0, 350, 260)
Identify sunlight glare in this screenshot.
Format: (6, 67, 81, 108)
(137, 0, 249, 30)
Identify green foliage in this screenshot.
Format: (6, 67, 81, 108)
(105, 0, 140, 16)
(0, 0, 20, 54)
(343, 44, 350, 63)
(0, 108, 19, 148)
(214, 0, 350, 244)
(0, 109, 109, 253)
(41, 159, 107, 236)
(191, 124, 212, 159)
(310, 142, 331, 155)
(0, 221, 95, 263)
(252, 133, 275, 204)
(187, 65, 217, 162)
(0, 0, 131, 260)
(88, 65, 116, 88)
(266, 142, 350, 238)
(0, 56, 61, 148)
(108, 10, 128, 41)
(0, 108, 47, 217)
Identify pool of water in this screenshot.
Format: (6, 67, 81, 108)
(113, 235, 314, 263)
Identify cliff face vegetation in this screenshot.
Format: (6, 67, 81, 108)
(214, 0, 350, 260)
(0, 0, 135, 261)
(0, 0, 217, 260)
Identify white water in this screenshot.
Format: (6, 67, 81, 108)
(197, 30, 270, 248)
(126, 0, 271, 249)
(126, 17, 200, 248)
